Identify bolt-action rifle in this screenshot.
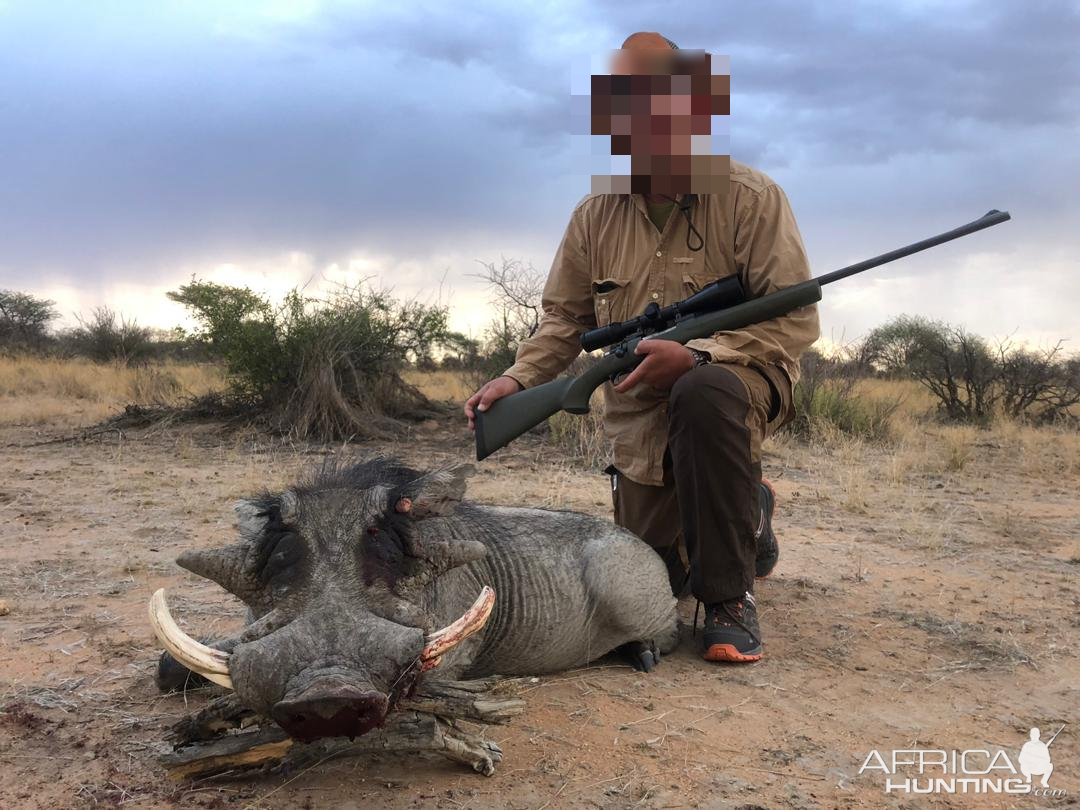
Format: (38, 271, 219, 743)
(475, 209, 1011, 461)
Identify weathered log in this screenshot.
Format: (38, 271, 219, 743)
(160, 679, 524, 780)
(398, 677, 526, 724)
(169, 693, 263, 744)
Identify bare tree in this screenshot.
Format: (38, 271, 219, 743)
(472, 258, 544, 342)
(466, 258, 546, 388)
(998, 339, 1080, 422)
(64, 306, 154, 365)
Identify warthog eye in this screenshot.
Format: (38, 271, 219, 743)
(368, 527, 380, 535)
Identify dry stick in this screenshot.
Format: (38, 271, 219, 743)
(573, 769, 640, 791)
(518, 667, 631, 693)
(623, 709, 677, 727)
(535, 780, 568, 810)
(729, 764, 826, 782)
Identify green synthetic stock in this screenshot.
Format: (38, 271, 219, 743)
(474, 280, 822, 460)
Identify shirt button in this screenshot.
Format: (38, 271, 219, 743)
(655, 250, 663, 257)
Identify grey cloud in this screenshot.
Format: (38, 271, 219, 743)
(583, 0, 1080, 166)
(0, 0, 1077, 346)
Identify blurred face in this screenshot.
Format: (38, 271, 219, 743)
(590, 48, 729, 195)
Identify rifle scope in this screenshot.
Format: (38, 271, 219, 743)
(580, 274, 745, 353)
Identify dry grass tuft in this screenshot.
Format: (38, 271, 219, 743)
(548, 397, 609, 471)
(937, 426, 978, 472)
(1000, 420, 1080, 479)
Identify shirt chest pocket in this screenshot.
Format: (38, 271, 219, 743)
(682, 272, 721, 295)
(592, 277, 632, 327)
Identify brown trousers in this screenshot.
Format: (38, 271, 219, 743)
(610, 363, 793, 604)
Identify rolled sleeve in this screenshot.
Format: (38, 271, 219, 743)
(503, 204, 597, 388)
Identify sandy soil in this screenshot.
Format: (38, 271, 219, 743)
(0, 414, 1077, 809)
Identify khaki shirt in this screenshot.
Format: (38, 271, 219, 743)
(504, 159, 820, 486)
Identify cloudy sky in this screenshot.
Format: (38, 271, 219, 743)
(1, 0, 1077, 349)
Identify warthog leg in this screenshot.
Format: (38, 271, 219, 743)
(615, 639, 661, 672)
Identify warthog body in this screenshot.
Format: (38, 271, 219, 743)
(156, 458, 677, 742)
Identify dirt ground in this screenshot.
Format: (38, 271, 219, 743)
(1, 411, 1077, 809)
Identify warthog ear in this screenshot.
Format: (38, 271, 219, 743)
(235, 492, 297, 537)
(399, 463, 474, 518)
(173, 494, 290, 611)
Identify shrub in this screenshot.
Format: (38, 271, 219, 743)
(863, 316, 998, 423)
(996, 342, 1080, 424)
(61, 307, 155, 365)
(787, 348, 899, 442)
(167, 279, 450, 440)
(0, 290, 57, 352)
(795, 382, 898, 442)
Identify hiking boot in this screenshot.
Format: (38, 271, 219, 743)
(755, 479, 779, 579)
(702, 591, 763, 662)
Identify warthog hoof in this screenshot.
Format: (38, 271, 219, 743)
(616, 640, 661, 672)
(156, 651, 210, 692)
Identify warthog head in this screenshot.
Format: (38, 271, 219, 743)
(149, 459, 494, 741)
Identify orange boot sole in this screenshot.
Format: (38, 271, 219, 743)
(703, 643, 763, 663)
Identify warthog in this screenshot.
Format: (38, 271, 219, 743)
(152, 458, 678, 743)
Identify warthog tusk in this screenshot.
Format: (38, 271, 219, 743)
(148, 589, 234, 689)
(421, 586, 495, 668)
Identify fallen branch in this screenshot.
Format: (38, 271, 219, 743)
(160, 679, 525, 780)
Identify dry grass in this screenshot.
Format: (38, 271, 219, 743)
(548, 391, 609, 470)
(998, 419, 1080, 479)
(855, 377, 936, 419)
(403, 369, 475, 403)
(0, 356, 225, 427)
(6, 359, 1079, 489)
(883, 415, 1080, 484)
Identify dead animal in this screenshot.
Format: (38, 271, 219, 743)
(151, 457, 677, 775)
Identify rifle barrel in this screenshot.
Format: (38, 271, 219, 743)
(816, 210, 1010, 287)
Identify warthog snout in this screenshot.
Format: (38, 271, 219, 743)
(272, 678, 389, 741)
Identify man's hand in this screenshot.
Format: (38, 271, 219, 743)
(613, 339, 697, 393)
(464, 376, 523, 430)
